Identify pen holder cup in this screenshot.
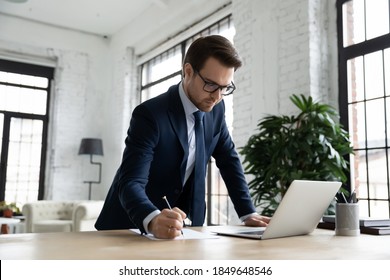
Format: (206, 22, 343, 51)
(335, 203, 360, 236)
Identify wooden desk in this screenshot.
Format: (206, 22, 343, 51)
(0, 227, 389, 260)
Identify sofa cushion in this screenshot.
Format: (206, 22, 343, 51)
(31, 202, 76, 220)
(33, 220, 73, 233)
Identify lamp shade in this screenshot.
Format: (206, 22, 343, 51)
(78, 138, 104, 156)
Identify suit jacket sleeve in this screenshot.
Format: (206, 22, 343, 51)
(116, 103, 161, 232)
(210, 102, 257, 218)
(114, 86, 187, 232)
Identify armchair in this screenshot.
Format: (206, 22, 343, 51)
(73, 200, 104, 232)
(22, 200, 104, 233)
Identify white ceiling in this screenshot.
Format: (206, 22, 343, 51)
(0, 0, 168, 36)
(0, 0, 231, 37)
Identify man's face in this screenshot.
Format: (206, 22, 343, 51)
(183, 57, 235, 112)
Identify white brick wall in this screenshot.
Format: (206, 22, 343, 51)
(47, 50, 90, 199)
(99, 46, 139, 199)
(233, 0, 338, 151)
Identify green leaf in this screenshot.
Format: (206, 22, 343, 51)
(240, 94, 353, 215)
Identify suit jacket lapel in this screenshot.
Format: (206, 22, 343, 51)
(167, 87, 189, 184)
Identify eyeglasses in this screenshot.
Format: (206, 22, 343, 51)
(195, 71, 236, 96)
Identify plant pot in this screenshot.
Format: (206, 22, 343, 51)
(3, 209, 13, 218)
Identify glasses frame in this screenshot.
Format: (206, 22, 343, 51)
(195, 70, 236, 96)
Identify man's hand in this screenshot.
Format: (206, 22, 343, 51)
(148, 207, 186, 239)
(244, 213, 271, 227)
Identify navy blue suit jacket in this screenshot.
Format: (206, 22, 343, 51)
(95, 84, 256, 233)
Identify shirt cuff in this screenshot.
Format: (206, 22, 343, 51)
(240, 212, 258, 222)
(143, 210, 161, 234)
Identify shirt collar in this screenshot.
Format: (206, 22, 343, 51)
(178, 81, 199, 116)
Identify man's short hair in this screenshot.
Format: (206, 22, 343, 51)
(183, 35, 242, 72)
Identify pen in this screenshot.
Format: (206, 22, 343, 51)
(341, 192, 349, 204)
(336, 192, 348, 203)
(350, 191, 357, 203)
(336, 192, 346, 203)
(162, 196, 184, 236)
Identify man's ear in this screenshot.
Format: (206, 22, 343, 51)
(183, 63, 193, 78)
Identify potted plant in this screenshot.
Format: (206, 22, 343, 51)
(0, 201, 21, 217)
(240, 94, 353, 216)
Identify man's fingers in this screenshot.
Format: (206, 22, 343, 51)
(149, 213, 183, 239)
(154, 225, 182, 239)
(244, 215, 270, 227)
(161, 207, 186, 221)
(172, 207, 187, 219)
(160, 209, 184, 229)
(149, 207, 188, 239)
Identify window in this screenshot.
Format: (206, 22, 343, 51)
(140, 15, 238, 225)
(0, 59, 53, 207)
(338, 0, 390, 218)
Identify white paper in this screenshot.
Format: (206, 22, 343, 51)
(130, 228, 219, 240)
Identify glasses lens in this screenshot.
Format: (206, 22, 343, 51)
(223, 84, 235, 96)
(203, 83, 219, 93)
(224, 86, 234, 95)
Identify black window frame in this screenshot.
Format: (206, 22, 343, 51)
(337, 0, 390, 217)
(0, 58, 54, 202)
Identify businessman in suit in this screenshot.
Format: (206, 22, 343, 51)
(95, 35, 270, 239)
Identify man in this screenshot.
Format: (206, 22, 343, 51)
(95, 35, 270, 239)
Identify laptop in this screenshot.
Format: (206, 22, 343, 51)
(213, 180, 341, 240)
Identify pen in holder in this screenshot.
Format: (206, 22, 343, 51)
(335, 202, 360, 236)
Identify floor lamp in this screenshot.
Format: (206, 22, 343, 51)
(78, 138, 104, 200)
